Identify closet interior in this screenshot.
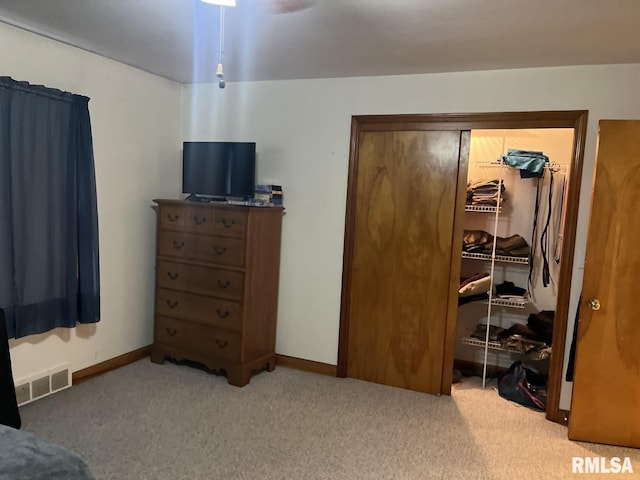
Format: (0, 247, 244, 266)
(453, 128, 574, 406)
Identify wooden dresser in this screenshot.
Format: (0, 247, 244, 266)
(150, 199, 284, 386)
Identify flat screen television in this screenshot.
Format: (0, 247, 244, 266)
(182, 141, 256, 200)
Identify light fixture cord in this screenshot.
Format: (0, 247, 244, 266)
(219, 6, 225, 66)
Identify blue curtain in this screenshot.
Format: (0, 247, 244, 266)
(0, 77, 100, 339)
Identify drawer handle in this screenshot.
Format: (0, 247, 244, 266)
(214, 245, 227, 255)
(167, 213, 180, 222)
(166, 327, 177, 336)
(173, 240, 185, 250)
(215, 339, 228, 348)
(217, 279, 231, 289)
(216, 308, 229, 318)
(167, 272, 179, 280)
(221, 218, 235, 228)
(193, 215, 206, 225)
(166, 299, 178, 309)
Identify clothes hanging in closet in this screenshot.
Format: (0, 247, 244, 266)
(528, 165, 557, 290)
(554, 174, 567, 264)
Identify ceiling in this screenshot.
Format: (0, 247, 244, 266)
(1, 0, 640, 84)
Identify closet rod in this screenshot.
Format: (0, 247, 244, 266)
(475, 160, 567, 170)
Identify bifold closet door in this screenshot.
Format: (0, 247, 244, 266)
(568, 120, 640, 447)
(345, 130, 464, 394)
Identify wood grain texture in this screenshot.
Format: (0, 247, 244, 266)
(568, 120, 640, 447)
(155, 288, 242, 331)
(338, 111, 587, 413)
(544, 110, 588, 424)
(156, 260, 245, 301)
(355, 111, 589, 131)
(346, 130, 461, 394)
(156, 316, 241, 360)
(242, 207, 284, 362)
(157, 231, 245, 267)
(152, 201, 283, 387)
(337, 117, 362, 378)
(441, 130, 470, 395)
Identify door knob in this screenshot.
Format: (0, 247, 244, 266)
(588, 298, 601, 311)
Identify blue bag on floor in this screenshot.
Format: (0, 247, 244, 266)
(497, 361, 547, 411)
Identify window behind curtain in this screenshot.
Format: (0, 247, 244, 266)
(0, 77, 100, 339)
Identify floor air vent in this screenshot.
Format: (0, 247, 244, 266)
(14, 364, 71, 406)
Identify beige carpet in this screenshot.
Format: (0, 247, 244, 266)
(19, 360, 639, 479)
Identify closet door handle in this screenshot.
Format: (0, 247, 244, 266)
(166, 327, 177, 336)
(166, 299, 178, 309)
(173, 240, 185, 250)
(217, 279, 231, 289)
(216, 308, 230, 318)
(214, 245, 227, 255)
(588, 298, 601, 311)
(221, 218, 235, 228)
(215, 339, 228, 348)
(167, 272, 179, 280)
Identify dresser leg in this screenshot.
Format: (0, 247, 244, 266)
(227, 366, 251, 387)
(150, 348, 165, 365)
(266, 356, 276, 372)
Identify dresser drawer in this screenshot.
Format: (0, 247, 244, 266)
(157, 260, 244, 301)
(156, 288, 242, 331)
(211, 209, 247, 238)
(159, 205, 185, 231)
(155, 316, 240, 361)
(158, 231, 245, 266)
(184, 205, 213, 235)
(183, 207, 247, 239)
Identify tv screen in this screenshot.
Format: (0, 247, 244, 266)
(182, 141, 256, 199)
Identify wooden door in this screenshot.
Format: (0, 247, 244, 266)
(568, 120, 640, 447)
(345, 129, 466, 394)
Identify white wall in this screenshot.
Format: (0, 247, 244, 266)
(183, 64, 640, 410)
(1, 23, 183, 380)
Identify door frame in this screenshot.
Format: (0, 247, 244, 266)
(337, 110, 588, 424)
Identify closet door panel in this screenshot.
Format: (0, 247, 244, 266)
(346, 130, 462, 394)
(568, 120, 640, 447)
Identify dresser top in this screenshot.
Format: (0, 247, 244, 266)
(153, 199, 284, 212)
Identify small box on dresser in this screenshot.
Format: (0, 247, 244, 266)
(150, 199, 284, 386)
